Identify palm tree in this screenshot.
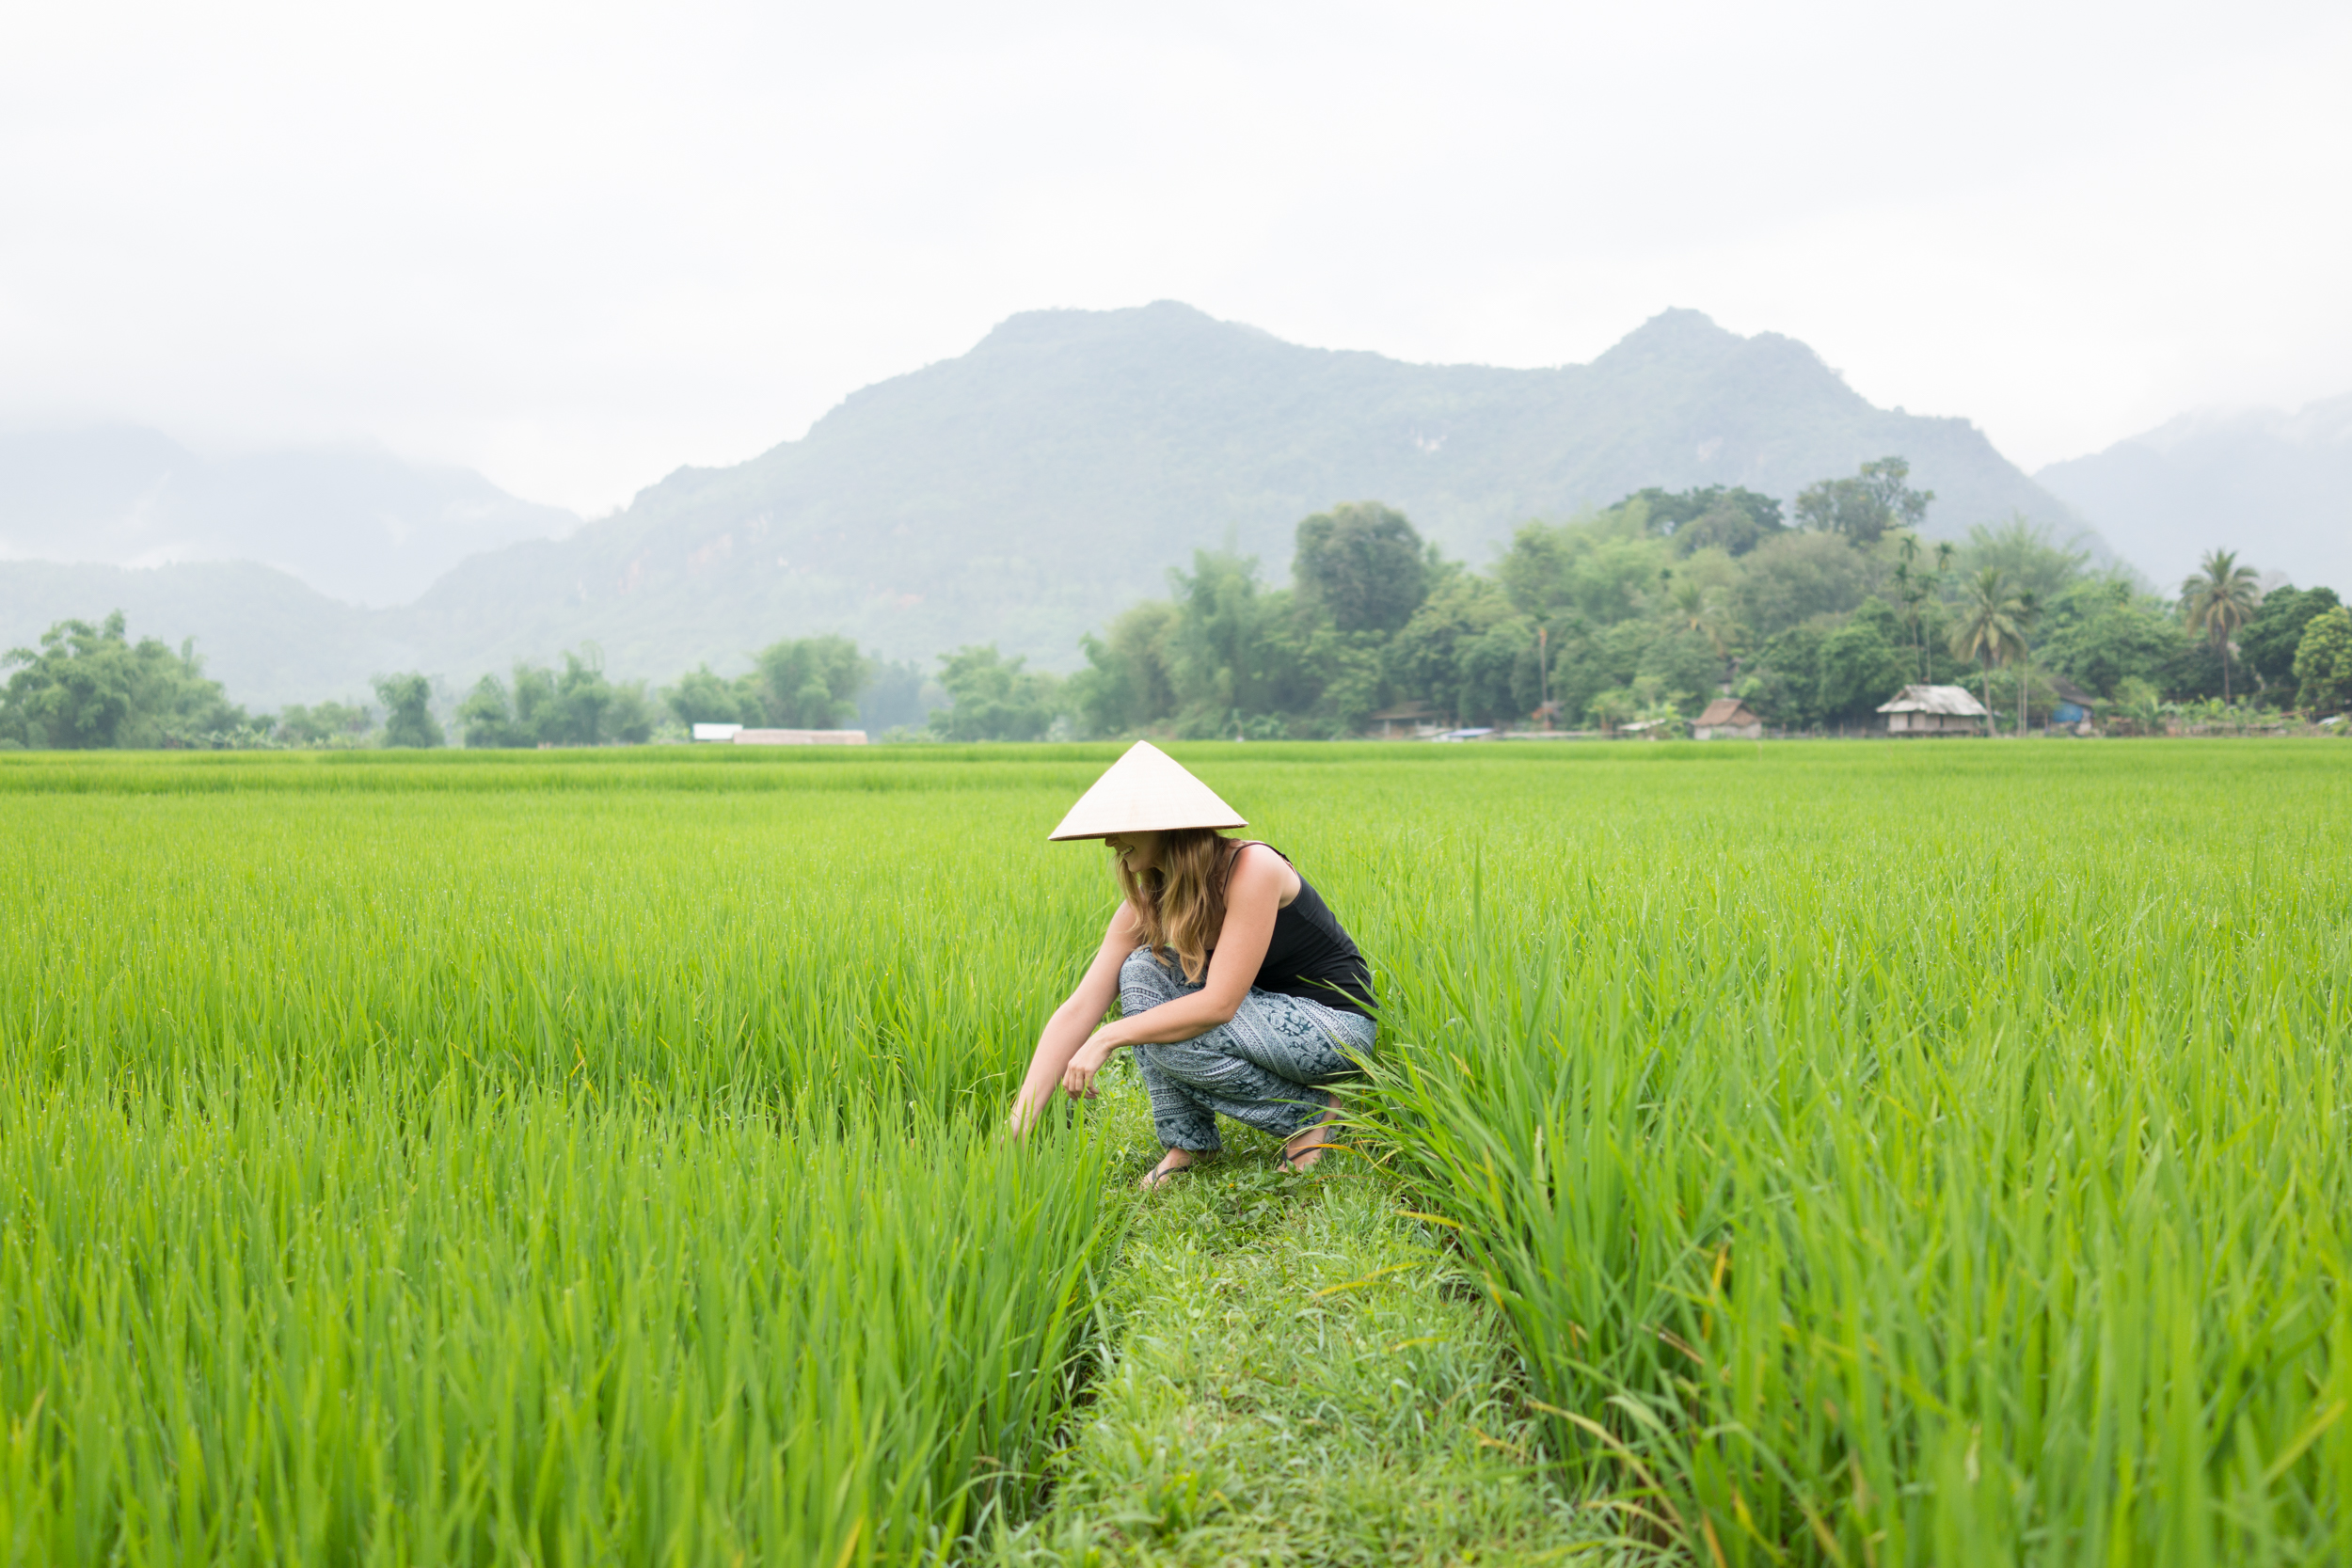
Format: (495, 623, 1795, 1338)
(1668, 578, 1708, 635)
(1950, 567, 2024, 732)
(1668, 579, 1739, 684)
(1894, 535, 1929, 681)
(2014, 590, 2041, 735)
(2180, 549, 2261, 704)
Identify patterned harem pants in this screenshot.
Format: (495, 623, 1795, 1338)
(1120, 945, 1377, 1153)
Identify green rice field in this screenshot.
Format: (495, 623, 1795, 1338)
(3, 739, 2347, 1564)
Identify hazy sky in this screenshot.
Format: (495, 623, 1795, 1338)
(4, 0, 2347, 515)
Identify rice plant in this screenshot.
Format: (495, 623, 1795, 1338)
(0, 756, 1124, 1564)
(7, 739, 2344, 1564)
(1357, 740, 2352, 1564)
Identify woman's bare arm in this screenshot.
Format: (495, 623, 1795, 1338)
(1057, 845, 1288, 1100)
(1008, 903, 1141, 1132)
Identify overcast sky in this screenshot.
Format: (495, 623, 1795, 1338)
(4, 0, 2347, 516)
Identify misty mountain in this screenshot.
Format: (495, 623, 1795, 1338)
(2, 303, 2093, 709)
(2035, 395, 2352, 594)
(376, 302, 2092, 681)
(0, 560, 420, 713)
(0, 427, 577, 607)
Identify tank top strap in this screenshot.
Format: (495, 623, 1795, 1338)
(1219, 838, 1291, 891)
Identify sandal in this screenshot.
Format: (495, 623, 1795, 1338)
(1279, 1101, 1342, 1174)
(1139, 1154, 1195, 1190)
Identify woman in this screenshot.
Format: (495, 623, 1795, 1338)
(1009, 742, 1376, 1188)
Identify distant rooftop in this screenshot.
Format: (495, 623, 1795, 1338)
(1878, 684, 1989, 717)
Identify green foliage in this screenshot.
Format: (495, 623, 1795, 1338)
(1949, 566, 2026, 713)
(1165, 551, 1291, 737)
(855, 657, 937, 734)
(1794, 455, 1932, 547)
(2040, 578, 2190, 699)
(1388, 572, 1527, 728)
(1617, 483, 1787, 556)
(1496, 509, 1671, 626)
(1053, 458, 2296, 736)
(2242, 585, 2341, 696)
(1734, 531, 1881, 640)
(746, 634, 871, 730)
(1068, 602, 1181, 737)
(929, 645, 1063, 741)
(1957, 514, 2090, 605)
(2294, 605, 2352, 716)
(455, 675, 521, 747)
(372, 672, 444, 749)
(660, 639, 894, 734)
(2180, 548, 2264, 703)
(1814, 598, 1913, 725)
(1292, 501, 1431, 635)
(0, 610, 254, 749)
(1739, 623, 1829, 731)
(458, 647, 655, 747)
(663, 662, 747, 726)
(275, 699, 376, 747)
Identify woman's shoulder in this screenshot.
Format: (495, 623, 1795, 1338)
(1225, 840, 1301, 901)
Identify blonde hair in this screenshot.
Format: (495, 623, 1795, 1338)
(1115, 829, 1235, 983)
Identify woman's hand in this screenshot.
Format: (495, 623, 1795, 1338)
(1009, 904, 1145, 1137)
(1061, 1030, 1120, 1099)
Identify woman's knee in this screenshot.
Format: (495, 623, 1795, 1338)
(1119, 945, 1187, 1011)
(1135, 1029, 1256, 1093)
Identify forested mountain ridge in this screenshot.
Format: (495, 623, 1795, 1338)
(3, 302, 2093, 706)
(415, 303, 2089, 674)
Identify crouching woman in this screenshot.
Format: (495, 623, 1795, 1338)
(1007, 743, 1376, 1188)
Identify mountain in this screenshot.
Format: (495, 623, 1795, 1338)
(378, 302, 2091, 682)
(2036, 395, 2352, 594)
(0, 561, 418, 713)
(2, 303, 2093, 707)
(0, 427, 577, 607)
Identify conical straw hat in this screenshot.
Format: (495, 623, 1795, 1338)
(1047, 741, 1248, 841)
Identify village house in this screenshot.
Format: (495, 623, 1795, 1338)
(2047, 675, 2096, 732)
(1877, 684, 1988, 735)
(1366, 702, 1442, 739)
(1691, 697, 1762, 739)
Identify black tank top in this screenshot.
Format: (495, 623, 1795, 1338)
(1217, 842, 1376, 1017)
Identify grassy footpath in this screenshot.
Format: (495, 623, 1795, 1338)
(991, 1070, 1625, 1567)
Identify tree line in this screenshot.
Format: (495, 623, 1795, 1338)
(1034, 464, 2349, 738)
(9, 458, 2350, 750)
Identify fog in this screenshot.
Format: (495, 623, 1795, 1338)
(3, 0, 2347, 514)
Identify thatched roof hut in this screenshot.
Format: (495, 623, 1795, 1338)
(1692, 697, 1762, 740)
(1877, 684, 1987, 736)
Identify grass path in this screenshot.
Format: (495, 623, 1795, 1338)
(990, 1074, 1619, 1566)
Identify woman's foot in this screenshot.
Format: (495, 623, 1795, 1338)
(1139, 1148, 1199, 1190)
(1279, 1096, 1342, 1174)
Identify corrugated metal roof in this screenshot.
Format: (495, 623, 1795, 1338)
(1876, 684, 1989, 717)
